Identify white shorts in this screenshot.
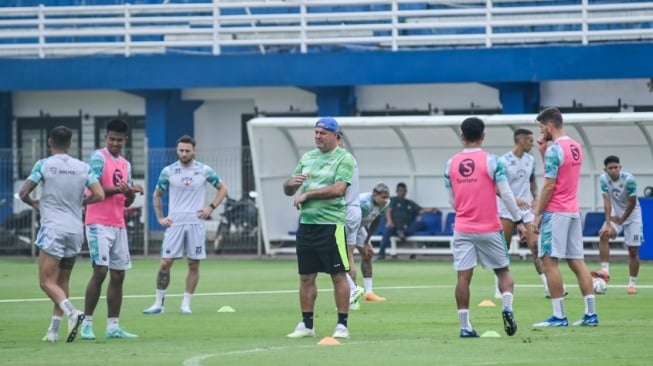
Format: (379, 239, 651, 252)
(452, 231, 510, 271)
(86, 224, 132, 270)
(499, 207, 535, 223)
(606, 220, 643, 247)
(36, 226, 83, 260)
(345, 205, 361, 245)
(355, 226, 369, 248)
(538, 212, 583, 259)
(161, 223, 207, 260)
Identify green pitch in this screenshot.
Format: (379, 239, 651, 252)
(0, 257, 650, 365)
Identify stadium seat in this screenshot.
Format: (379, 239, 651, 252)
(439, 212, 456, 236)
(412, 212, 442, 236)
(374, 216, 387, 236)
(582, 211, 605, 236)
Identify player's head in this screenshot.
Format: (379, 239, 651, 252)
(460, 117, 485, 144)
(176, 135, 196, 165)
(513, 128, 534, 151)
(48, 125, 73, 150)
(104, 119, 129, 156)
(314, 117, 340, 153)
(536, 107, 563, 141)
(603, 155, 621, 180)
(372, 182, 390, 207)
(396, 182, 407, 198)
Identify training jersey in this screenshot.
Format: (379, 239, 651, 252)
(155, 160, 221, 225)
(344, 154, 360, 208)
(293, 146, 355, 225)
(497, 150, 536, 212)
(359, 192, 390, 227)
(599, 171, 642, 224)
(85, 148, 132, 228)
(543, 136, 582, 213)
(444, 148, 507, 233)
(27, 154, 98, 234)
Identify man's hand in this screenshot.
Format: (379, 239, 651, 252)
(533, 215, 541, 234)
(515, 198, 530, 210)
(599, 223, 617, 239)
(293, 193, 308, 210)
(157, 216, 173, 228)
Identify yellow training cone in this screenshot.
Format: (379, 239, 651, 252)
(318, 337, 341, 345)
(478, 300, 496, 307)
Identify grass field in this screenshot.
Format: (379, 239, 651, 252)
(0, 256, 650, 366)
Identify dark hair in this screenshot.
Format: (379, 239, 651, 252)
(604, 155, 620, 166)
(177, 135, 196, 147)
(373, 182, 390, 195)
(49, 125, 73, 148)
(396, 182, 407, 190)
(513, 128, 533, 142)
(536, 107, 563, 128)
(460, 117, 484, 142)
(106, 119, 129, 134)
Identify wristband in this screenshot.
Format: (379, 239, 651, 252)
(209, 203, 217, 210)
(515, 219, 523, 225)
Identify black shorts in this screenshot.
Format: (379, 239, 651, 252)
(296, 223, 349, 275)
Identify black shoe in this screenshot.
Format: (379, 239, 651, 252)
(502, 310, 517, 336)
(460, 328, 479, 338)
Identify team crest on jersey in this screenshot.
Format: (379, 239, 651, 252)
(182, 176, 193, 186)
(518, 168, 526, 179)
(49, 167, 57, 175)
(174, 168, 181, 174)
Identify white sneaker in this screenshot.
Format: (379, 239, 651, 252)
(349, 301, 360, 311)
(42, 331, 58, 342)
(286, 322, 315, 338)
(143, 305, 164, 314)
(349, 286, 364, 305)
(332, 324, 349, 339)
(180, 306, 192, 314)
(66, 310, 84, 343)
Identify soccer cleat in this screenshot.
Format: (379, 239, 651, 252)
(349, 301, 360, 311)
(590, 269, 611, 283)
(142, 305, 164, 315)
(105, 327, 139, 339)
(573, 313, 599, 327)
(460, 328, 479, 338)
(42, 331, 58, 342)
(350, 286, 364, 305)
(533, 315, 568, 327)
(332, 324, 349, 339)
(628, 285, 637, 295)
(502, 310, 518, 336)
(80, 323, 96, 340)
(286, 322, 315, 338)
(363, 293, 386, 302)
(66, 310, 84, 343)
(180, 306, 192, 314)
(494, 291, 502, 300)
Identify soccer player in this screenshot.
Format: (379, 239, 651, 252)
(283, 117, 355, 339)
(444, 117, 524, 338)
(81, 119, 144, 340)
(591, 155, 642, 295)
(494, 128, 550, 298)
(532, 107, 598, 327)
(18, 125, 104, 342)
(355, 183, 391, 302)
(143, 135, 228, 314)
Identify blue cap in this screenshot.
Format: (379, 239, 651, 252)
(314, 117, 340, 133)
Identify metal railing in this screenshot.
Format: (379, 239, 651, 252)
(0, 0, 652, 58)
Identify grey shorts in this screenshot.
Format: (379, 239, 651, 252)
(345, 205, 361, 245)
(35, 226, 83, 260)
(452, 231, 510, 271)
(86, 224, 132, 270)
(538, 212, 583, 259)
(161, 223, 207, 260)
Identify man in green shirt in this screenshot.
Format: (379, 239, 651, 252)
(283, 117, 355, 339)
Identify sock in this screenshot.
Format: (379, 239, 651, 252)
(600, 262, 610, 274)
(107, 317, 119, 332)
(301, 312, 314, 329)
(346, 273, 357, 293)
(363, 278, 373, 294)
(82, 315, 93, 326)
(629, 276, 637, 286)
(58, 299, 75, 318)
(155, 289, 166, 307)
(48, 316, 62, 332)
(181, 292, 192, 309)
(457, 309, 472, 330)
(585, 295, 596, 315)
(502, 292, 514, 312)
(540, 273, 549, 292)
(494, 276, 500, 294)
(337, 313, 348, 328)
(552, 298, 566, 319)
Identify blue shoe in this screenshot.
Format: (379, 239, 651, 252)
(502, 310, 517, 336)
(533, 315, 568, 327)
(105, 327, 139, 339)
(460, 328, 479, 338)
(143, 305, 164, 315)
(573, 313, 599, 327)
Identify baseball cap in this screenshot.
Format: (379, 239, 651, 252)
(314, 117, 340, 133)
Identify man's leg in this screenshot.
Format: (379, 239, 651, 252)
(104, 269, 137, 338)
(378, 227, 395, 259)
(143, 258, 173, 314)
(361, 247, 385, 301)
(286, 273, 318, 338)
(181, 259, 200, 313)
(627, 246, 640, 293)
(456, 268, 477, 337)
(44, 257, 75, 341)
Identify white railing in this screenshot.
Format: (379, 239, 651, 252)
(0, 0, 652, 58)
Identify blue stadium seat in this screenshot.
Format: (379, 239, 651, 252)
(373, 215, 386, 236)
(439, 212, 456, 236)
(412, 211, 442, 236)
(582, 211, 605, 236)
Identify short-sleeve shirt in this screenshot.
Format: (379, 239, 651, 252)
(543, 136, 582, 213)
(599, 171, 642, 225)
(27, 154, 98, 234)
(498, 151, 536, 210)
(388, 197, 421, 229)
(359, 192, 390, 227)
(293, 146, 355, 224)
(344, 155, 360, 208)
(444, 148, 507, 233)
(156, 160, 221, 225)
